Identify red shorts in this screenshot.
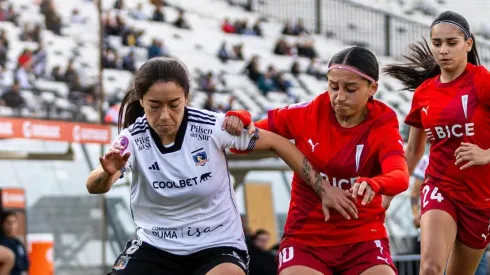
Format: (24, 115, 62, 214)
(276, 238, 397, 275)
(421, 180, 490, 249)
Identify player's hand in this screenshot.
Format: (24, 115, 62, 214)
(350, 181, 375, 206)
(99, 146, 131, 176)
(222, 115, 255, 136)
(321, 184, 358, 221)
(454, 142, 490, 170)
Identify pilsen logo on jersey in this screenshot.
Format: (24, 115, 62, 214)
(135, 136, 151, 151)
(192, 148, 209, 166)
(424, 94, 475, 141)
(190, 124, 213, 141)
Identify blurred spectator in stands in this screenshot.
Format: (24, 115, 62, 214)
(16, 62, 35, 90)
(152, 4, 165, 22)
(200, 72, 217, 94)
(5, 4, 17, 26)
(275, 72, 292, 95)
(297, 35, 317, 59)
(217, 41, 230, 63)
(0, 30, 9, 49)
(40, 0, 51, 15)
(229, 44, 244, 60)
(51, 66, 64, 82)
(113, 0, 124, 10)
(148, 39, 167, 59)
(130, 3, 147, 20)
(0, 212, 28, 275)
(282, 21, 295, 35)
(31, 24, 42, 43)
(293, 19, 308, 35)
(273, 38, 292, 56)
(0, 245, 13, 275)
(291, 61, 301, 77)
(71, 8, 86, 24)
(0, 80, 25, 110)
(0, 39, 6, 69)
(122, 51, 136, 72)
(252, 19, 263, 37)
(257, 70, 276, 95)
(44, 2, 62, 35)
(64, 59, 79, 84)
(234, 19, 247, 34)
(103, 48, 120, 69)
(221, 18, 235, 34)
(203, 95, 214, 111)
(215, 96, 234, 113)
(243, 55, 261, 82)
(247, 229, 276, 275)
(31, 44, 47, 77)
(19, 24, 33, 41)
(122, 28, 143, 47)
(69, 74, 96, 104)
(173, 9, 191, 29)
(306, 57, 326, 80)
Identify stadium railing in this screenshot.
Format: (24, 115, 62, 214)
(228, 0, 490, 66)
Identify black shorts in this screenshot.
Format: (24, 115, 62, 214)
(109, 239, 249, 275)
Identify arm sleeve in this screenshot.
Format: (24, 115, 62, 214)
(404, 90, 423, 128)
(413, 154, 429, 180)
(266, 101, 311, 139)
(213, 113, 260, 150)
(111, 129, 135, 176)
(356, 155, 409, 196)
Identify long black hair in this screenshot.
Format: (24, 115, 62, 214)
(118, 57, 191, 131)
(383, 11, 481, 91)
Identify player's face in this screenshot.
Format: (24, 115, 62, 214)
(327, 69, 377, 118)
(140, 81, 188, 141)
(2, 215, 18, 237)
(430, 23, 473, 72)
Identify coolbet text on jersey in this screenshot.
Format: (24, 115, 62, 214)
(405, 63, 490, 209)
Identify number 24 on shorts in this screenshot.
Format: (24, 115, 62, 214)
(422, 185, 444, 208)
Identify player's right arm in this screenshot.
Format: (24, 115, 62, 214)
(410, 155, 428, 228)
(86, 134, 133, 194)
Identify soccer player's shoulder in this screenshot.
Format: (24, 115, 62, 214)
(126, 116, 149, 137)
(187, 107, 220, 127)
(371, 99, 399, 127)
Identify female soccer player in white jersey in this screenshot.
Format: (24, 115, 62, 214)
(85, 57, 356, 275)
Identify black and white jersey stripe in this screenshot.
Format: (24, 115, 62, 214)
(188, 108, 217, 126)
(129, 118, 149, 136)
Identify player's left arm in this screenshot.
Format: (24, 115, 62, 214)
(476, 66, 490, 107)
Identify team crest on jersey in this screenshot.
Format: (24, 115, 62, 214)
(113, 255, 130, 270)
(192, 148, 209, 166)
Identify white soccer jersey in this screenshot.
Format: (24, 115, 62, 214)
(413, 154, 429, 181)
(112, 107, 258, 255)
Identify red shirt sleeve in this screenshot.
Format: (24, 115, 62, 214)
(404, 89, 423, 128)
(476, 66, 490, 107)
(357, 155, 409, 196)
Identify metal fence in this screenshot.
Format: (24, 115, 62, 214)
(229, 0, 490, 66)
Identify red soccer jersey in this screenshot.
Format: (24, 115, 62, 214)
(405, 63, 490, 209)
(261, 92, 406, 247)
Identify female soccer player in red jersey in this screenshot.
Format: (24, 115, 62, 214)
(224, 46, 409, 275)
(384, 11, 490, 275)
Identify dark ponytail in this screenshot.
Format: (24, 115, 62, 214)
(383, 11, 481, 91)
(383, 38, 439, 91)
(117, 57, 191, 132)
(468, 33, 481, 66)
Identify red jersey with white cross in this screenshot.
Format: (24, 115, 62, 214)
(405, 63, 490, 209)
(264, 92, 405, 247)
